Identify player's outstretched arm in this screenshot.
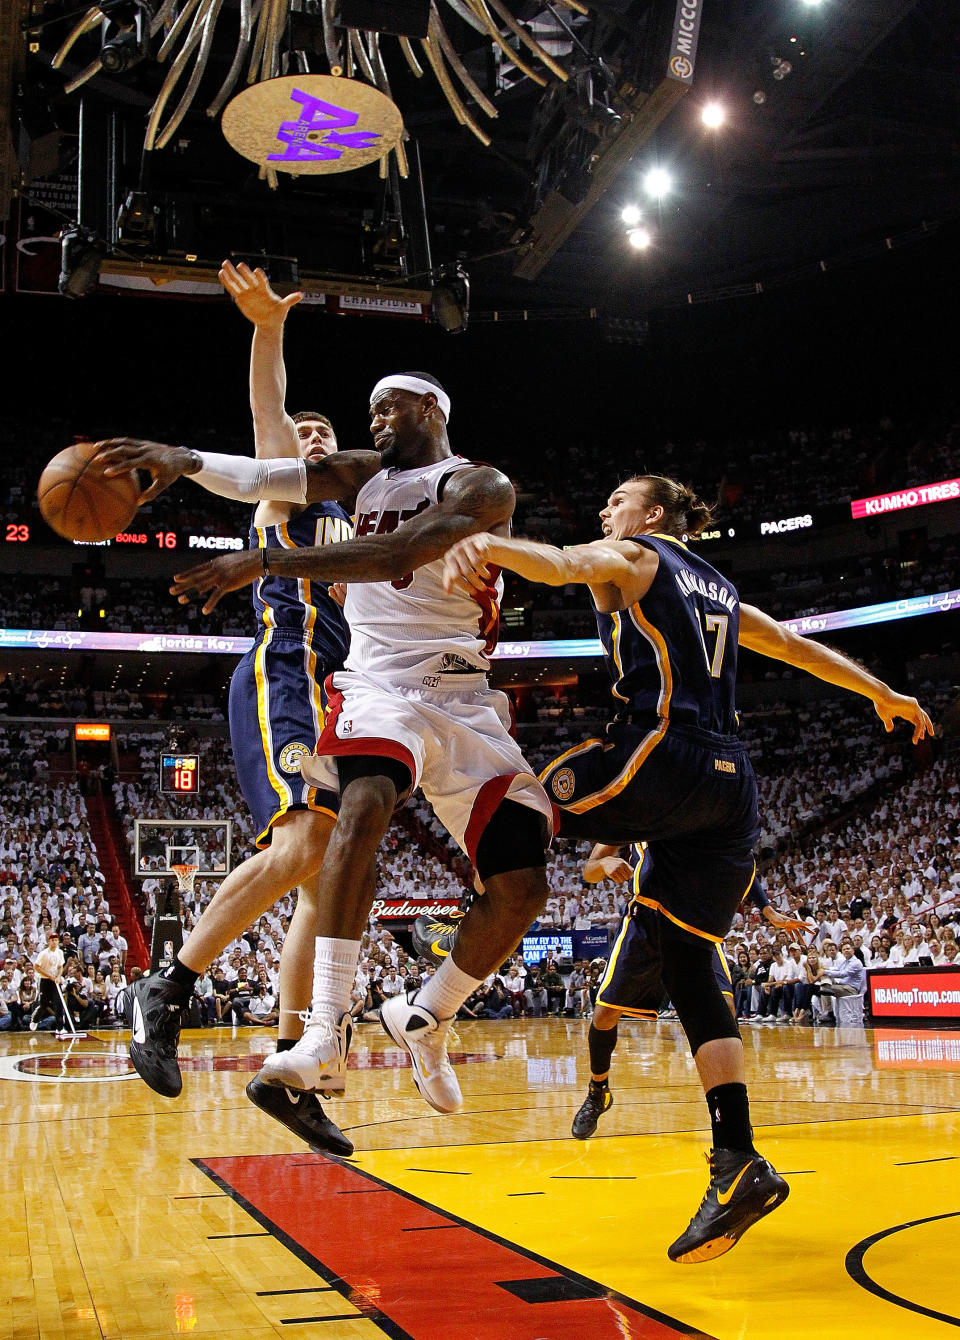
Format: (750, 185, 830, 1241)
(99, 439, 379, 507)
(442, 531, 656, 600)
(219, 260, 302, 459)
(170, 465, 516, 614)
(738, 603, 934, 743)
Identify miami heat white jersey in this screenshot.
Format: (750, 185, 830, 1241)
(343, 456, 503, 682)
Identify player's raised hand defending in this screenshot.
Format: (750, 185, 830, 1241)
(99, 438, 199, 503)
(171, 551, 264, 614)
(443, 532, 496, 593)
(219, 260, 303, 330)
(873, 691, 934, 744)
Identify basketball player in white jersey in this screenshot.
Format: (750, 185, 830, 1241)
(101, 373, 555, 1115)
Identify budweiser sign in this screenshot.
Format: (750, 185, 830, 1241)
(370, 898, 461, 921)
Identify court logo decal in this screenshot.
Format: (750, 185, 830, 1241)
(0, 1052, 138, 1084)
(279, 741, 311, 773)
(551, 767, 576, 802)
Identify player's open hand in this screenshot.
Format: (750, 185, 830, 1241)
(99, 438, 197, 504)
(171, 550, 263, 614)
(763, 908, 816, 943)
(219, 260, 303, 329)
(874, 692, 934, 744)
(443, 533, 496, 594)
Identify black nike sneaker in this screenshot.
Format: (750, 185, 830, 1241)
(667, 1148, 789, 1264)
(571, 1082, 613, 1139)
(411, 911, 465, 966)
(245, 1076, 355, 1156)
(120, 973, 186, 1098)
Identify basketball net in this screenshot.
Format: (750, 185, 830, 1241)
(171, 864, 198, 898)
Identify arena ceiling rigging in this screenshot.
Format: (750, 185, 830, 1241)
(2, 0, 958, 315)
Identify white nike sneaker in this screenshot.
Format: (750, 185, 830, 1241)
(380, 992, 462, 1114)
(257, 1012, 352, 1094)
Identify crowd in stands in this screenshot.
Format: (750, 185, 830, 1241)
(0, 726, 132, 1031)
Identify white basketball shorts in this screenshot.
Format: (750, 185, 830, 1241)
(301, 670, 555, 863)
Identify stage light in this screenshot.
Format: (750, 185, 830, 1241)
(58, 228, 107, 298)
(431, 263, 470, 334)
(627, 227, 652, 250)
(643, 167, 672, 199)
(701, 102, 726, 129)
(621, 203, 642, 226)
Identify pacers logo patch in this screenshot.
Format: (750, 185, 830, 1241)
(279, 742, 311, 774)
(551, 767, 576, 802)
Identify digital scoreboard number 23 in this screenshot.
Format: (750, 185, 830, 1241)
(160, 754, 200, 794)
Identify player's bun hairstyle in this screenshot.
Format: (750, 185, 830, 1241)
(292, 410, 334, 429)
(626, 474, 715, 538)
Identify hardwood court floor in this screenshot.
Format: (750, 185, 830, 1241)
(2, 1017, 958, 1340)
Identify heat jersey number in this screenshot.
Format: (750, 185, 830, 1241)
(696, 612, 728, 678)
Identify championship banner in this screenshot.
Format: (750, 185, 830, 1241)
(667, 0, 702, 85)
(868, 968, 960, 1023)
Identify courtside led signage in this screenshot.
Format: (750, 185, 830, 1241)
(851, 477, 960, 519)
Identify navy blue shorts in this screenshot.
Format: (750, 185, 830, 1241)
(228, 629, 340, 848)
(541, 722, 760, 941)
(596, 849, 735, 1014)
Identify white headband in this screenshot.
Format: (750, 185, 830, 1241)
(370, 375, 450, 423)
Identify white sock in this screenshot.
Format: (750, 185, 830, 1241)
(415, 958, 483, 1023)
(310, 936, 360, 1025)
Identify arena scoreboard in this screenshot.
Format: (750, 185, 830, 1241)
(160, 754, 200, 794)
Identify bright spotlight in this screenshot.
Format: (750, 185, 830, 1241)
(621, 203, 643, 226)
(701, 102, 726, 128)
(627, 227, 652, 250)
(643, 167, 673, 199)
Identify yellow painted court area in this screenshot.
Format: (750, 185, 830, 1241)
(2, 1018, 958, 1340)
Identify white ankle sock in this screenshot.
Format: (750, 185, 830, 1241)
(311, 936, 360, 1025)
(416, 958, 483, 1022)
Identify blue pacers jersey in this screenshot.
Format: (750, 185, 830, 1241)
(594, 534, 740, 735)
(250, 503, 352, 658)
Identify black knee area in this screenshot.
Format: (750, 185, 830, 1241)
(475, 799, 547, 882)
(336, 754, 413, 808)
(660, 920, 740, 1056)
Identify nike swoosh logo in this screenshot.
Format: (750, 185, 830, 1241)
(284, 1088, 300, 1105)
(717, 1163, 753, 1206)
(132, 997, 146, 1045)
(432, 944, 450, 958)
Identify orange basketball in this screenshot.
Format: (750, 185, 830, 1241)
(37, 441, 141, 543)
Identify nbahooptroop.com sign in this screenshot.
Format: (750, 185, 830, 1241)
(851, 477, 960, 519)
(370, 898, 461, 921)
(868, 968, 960, 1020)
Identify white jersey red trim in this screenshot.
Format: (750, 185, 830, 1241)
(343, 456, 503, 683)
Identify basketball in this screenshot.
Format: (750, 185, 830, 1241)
(37, 441, 141, 543)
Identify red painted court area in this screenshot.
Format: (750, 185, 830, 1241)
(198, 1153, 708, 1340)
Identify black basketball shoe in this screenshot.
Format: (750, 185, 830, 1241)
(667, 1148, 789, 1264)
(245, 1077, 354, 1156)
(571, 1082, 613, 1139)
(411, 911, 465, 966)
(120, 973, 186, 1098)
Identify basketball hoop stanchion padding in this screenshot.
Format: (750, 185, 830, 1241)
(149, 866, 195, 974)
